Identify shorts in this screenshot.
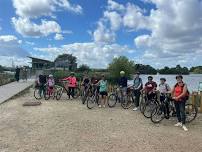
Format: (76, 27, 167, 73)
(100, 91, 108, 96)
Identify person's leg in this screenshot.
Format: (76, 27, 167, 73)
(174, 102, 182, 124)
(68, 87, 71, 99)
(179, 101, 186, 125)
(71, 87, 75, 98)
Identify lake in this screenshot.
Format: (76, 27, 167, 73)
(128, 74, 202, 92)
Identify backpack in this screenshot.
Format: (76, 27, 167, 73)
(174, 83, 190, 100)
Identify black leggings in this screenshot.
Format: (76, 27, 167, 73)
(134, 90, 141, 107)
(160, 95, 169, 117)
(68, 87, 75, 98)
(174, 101, 186, 124)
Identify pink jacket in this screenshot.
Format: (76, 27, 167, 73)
(62, 76, 77, 87)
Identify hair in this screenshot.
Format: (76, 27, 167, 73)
(148, 76, 153, 79)
(176, 75, 183, 79)
(160, 78, 166, 81)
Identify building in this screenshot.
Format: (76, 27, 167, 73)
(28, 56, 54, 70)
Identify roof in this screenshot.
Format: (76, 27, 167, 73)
(27, 56, 53, 63)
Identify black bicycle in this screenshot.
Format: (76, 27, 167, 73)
(86, 85, 100, 109)
(151, 94, 198, 123)
(81, 83, 91, 104)
(107, 86, 135, 109)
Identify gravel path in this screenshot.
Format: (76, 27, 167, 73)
(0, 89, 202, 152)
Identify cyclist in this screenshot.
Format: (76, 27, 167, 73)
(159, 78, 171, 119)
(133, 72, 143, 111)
(47, 74, 55, 95)
(91, 74, 100, 94)
(171, 75, 189, 131)
(97, 74, 108, 108)
(38, 74, 47, 97)
(118, 71, 128, 102)
(62, 72, 77, 99)
(81, 72, 90, 91)
(142, 76, 157, 101)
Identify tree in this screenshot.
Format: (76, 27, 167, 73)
(134, 64, 157, 74)
(54, 54, 77, 71)
(158, 65, 189, 74)
(77, 64, 90, 72)
(108, 56, 135, 80)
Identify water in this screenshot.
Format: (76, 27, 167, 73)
(128, 74, 202, 92)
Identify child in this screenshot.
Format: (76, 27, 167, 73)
(47, 74, 55, 95)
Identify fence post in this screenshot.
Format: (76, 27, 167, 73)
(192, 91, 198, 106)
(200, 91, 202, 113)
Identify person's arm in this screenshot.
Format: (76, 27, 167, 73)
(62, 76, 70, 81)
(175, 84, 188, 100)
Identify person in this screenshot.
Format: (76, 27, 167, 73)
(91, 74, 100, 93)
(142, 76, 157, 101)
(22, 67, 28, 82)
(38, 74, 47, 97)
(15, 66, 20, 82)
(47, 74, 55, 95)
(97, 75, 108, 108)
(159, 78, 171, 119)
(81, 72, 90, 90)
(62, 72, 77, 99)
(133, 72, 143, 111)
(118, 71, 128, 101)
(171, 75, 189, 131)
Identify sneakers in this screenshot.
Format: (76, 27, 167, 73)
(98, 105, 102, 108)
(133, 107, 139, 111)
(103, 105, 106, 108)
(174, 122, 182, 127)
(182, 125, 188, 131)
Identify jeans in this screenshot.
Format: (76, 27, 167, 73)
(68, 87, 75, 98)
(39, 84, 46, 97)
(174, 101, 186, 124)
(134, 90, 141, 107)
(120, 87, 127, 101)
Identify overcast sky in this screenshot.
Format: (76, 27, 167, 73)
(0, 0, 202, 68)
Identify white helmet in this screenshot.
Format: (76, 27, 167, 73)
(49, 74, 53, 77)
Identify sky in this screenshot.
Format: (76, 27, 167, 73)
(0, 0, 202, 68)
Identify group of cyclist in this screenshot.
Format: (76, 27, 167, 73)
(36, 70, 190, 131)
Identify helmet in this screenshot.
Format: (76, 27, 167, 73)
(160, 78, 166, 81)
(70, 72, 75, 75)
(148, 76, 153, 79)
(49, 74, 53, 77)
(120, 71, 125, 75)
(135, 71, 140, 75)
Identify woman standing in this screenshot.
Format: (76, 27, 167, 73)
(97, 75, 108, 108)
(171, 75, 189, 131)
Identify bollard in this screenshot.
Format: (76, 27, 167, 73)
(200, 91, 202, 113)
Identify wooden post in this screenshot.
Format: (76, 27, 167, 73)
(192, 91, 198, 106)
(200, 91, 202, 113)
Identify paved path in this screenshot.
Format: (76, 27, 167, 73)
(0, 80, 34, 104)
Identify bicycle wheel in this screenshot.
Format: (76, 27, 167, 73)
(73, 87, 80, 99)
(44, 89, 50, 100)
(121, 95, 133, 109)
(107, 94, 118, 108)
(143, 100, 158, 118)
(151, 105, 165, 123)
(139, 96, 146, 113)
(34, 88, 42, 100)
(185, 103, 198, 123)
(56, 87, 63, 100)
(87, 96, 96, 109)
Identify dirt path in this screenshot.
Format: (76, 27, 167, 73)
(0, 89, 202, 152)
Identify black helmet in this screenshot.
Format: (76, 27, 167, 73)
(176, 75, 183, 79)
(160, 78, 166, 81)
(148, 76, 153, 79)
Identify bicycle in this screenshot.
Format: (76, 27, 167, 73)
(151, 94, 198, 123)
(34, 84, 47, 100)
(44, 85, 64, 100)
(81, 83, 91, 104)
(56, 80, 81, 100)
(86, 84, 100, 109)
(107, 86, 135, 109)
(141, 91, 159, 118)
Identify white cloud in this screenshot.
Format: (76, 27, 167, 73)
(12, 0, 82, 18)
(34, 42, 133, 68)
(93, 21, 116, 43)
(0, 35, 29, 58)
(104, 11, 122, 31)
(54, 33, 64, 40)
(12, 17, 61, 37)
(107, 0, 125, 12)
